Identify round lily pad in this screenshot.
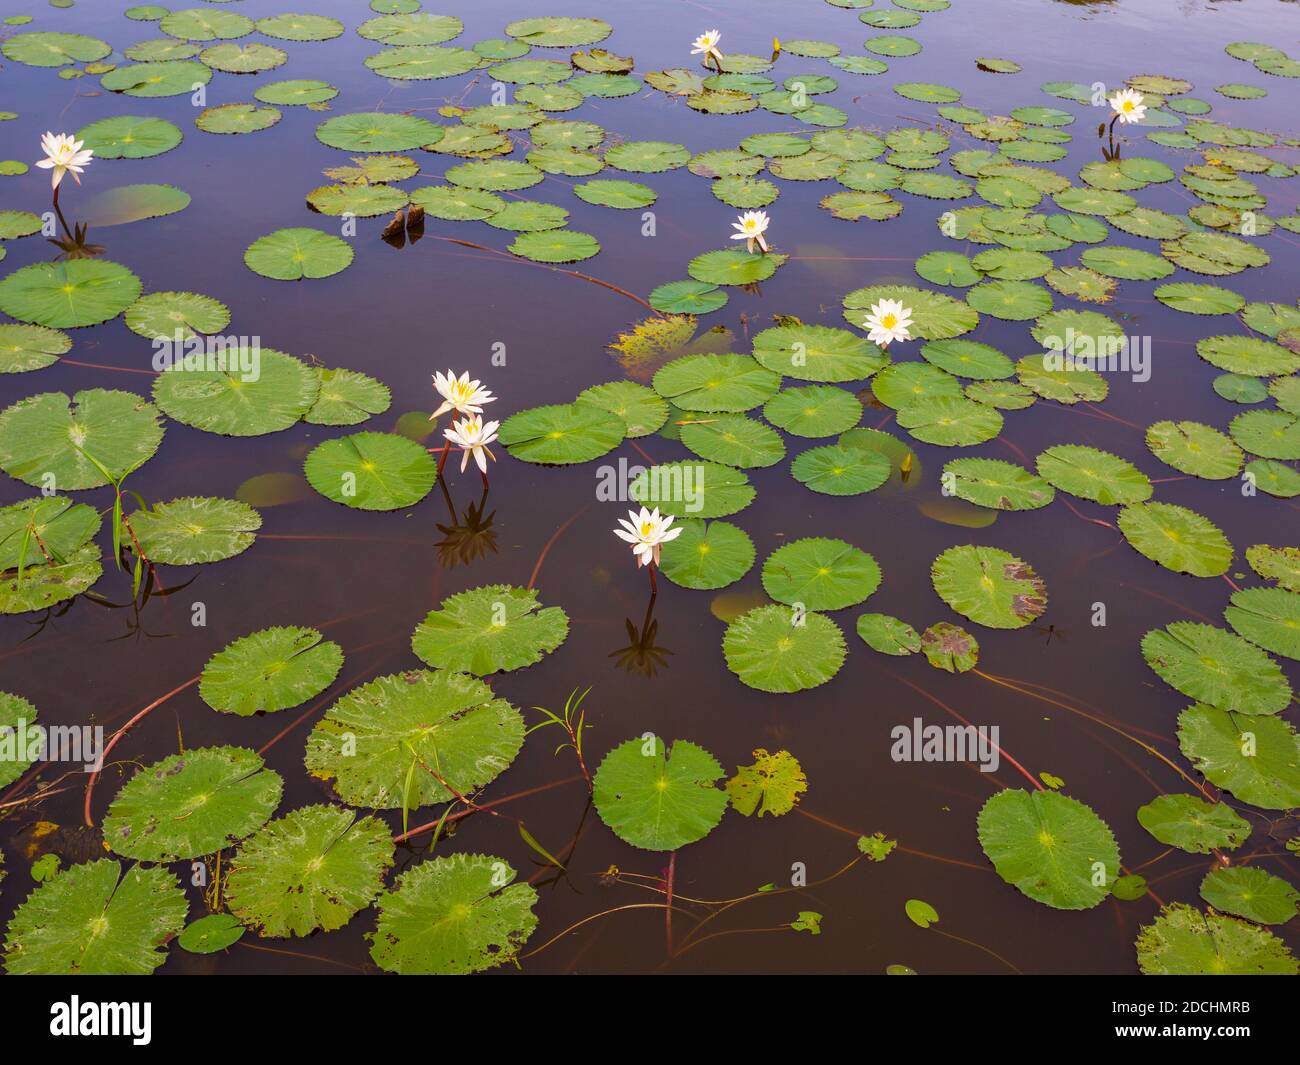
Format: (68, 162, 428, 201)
(101, 60, 213, 97)
(0, 388, 163, 490)
(895, 396, 1003, 446)
(593, 735, 728, 850)
(1136, 794, 1250, 854)
(931, 544, 1046, 629)
(369, 854, 537, 975)
(762, 537, 880, 610)
(628, 461, 754, 518)
(200, 626, 344, 715)
(1200, 867, 1299, 925)
(658, 519, 755, 590)
(2, 860, 186, 975)
(226, 805, 394, 937)
(763, 384, 863, 437)
(103, 745, 282, 861)
(304, 670, 524, 810)
(944, 457, 1055, 510)
(1225, 587, 1300, 660)
(244, 228, 353, 281)
(977, 789, 1119, 909)
(1146, 420, 1242, 479)
(1136, 903, 1297, 975)
(791, 443, 891, 495)
(654, 353, 781, 412)
(1119, 502, 1232, 577)
(130, 496, 261, 564)
(1143, 621, 1289, 714)
(856, 613, 921, 655)
(1035, 445, 1151, 504)
(723, 605, 846, 693)
(0, 259, 142, 329)
(498, 402, 623, 464)
(304, 432, 436, 510)
(509, 230, 600, 263)
(76, 114, 182, 158)
(3, 31, 110, 68)
(574, 179, 656, 209)
(411, 585, 568, 675)
(153, 348, 318, 436)
(0, 324, 70, 374)
(680, 413, 785, 468)
(316, 112, 441, 152)
(1179, 703, 1300, 810)
(306, 368, 392, 427)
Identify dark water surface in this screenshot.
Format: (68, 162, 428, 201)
(1, 0, 1298, 974)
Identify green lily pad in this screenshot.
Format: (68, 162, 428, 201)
(1143, 622, 1289, 714)
(200, 626, 344, 715)
(1247, 544, 1300, 592)
(593, 736, 727, 850)
(0, 324, 70, 374)
(844, 284, 978, 340)
(0, 691, 39, 788)
(256, 14, 344, 42)
(944, 457, 1055, 510)
(305, 368, 392, 427)
(357, 12, 463, 45)
(498, 402, 623, 464)
(506, 16, 610, 47)
(304, 432, 436, 510)
(658, 519, 755, 590)
(1136, 903, 1297, 974)
(316, 112, 442, 152)
(576, 381, 667, 437)
(654, 353, 780, 412)
(153, 348, 318, 436)
(1035, 444, 1151, 504)
(76, 114, 182, 158)
(752, 324, 885, 382)
(680, 413, 784, 468)
(3, 31, 110, 68)
(931, 544, 1046, 629)
(856, 613, 921, 655)
(1119, 503, 1232, 577)
(226, 805, 394, 937)
(2, 860, 185, 975)
(761, 537, 880, 610)
(1153, 282, 1245, 315)
(1136, 794, 1250, 854)
(370, 853, 537, 975)
(103, 745, 282, 861)
(629, 461, 754, 518)
(305, 669, 524, 810)
(791, 443, 891, 495)
(1145, 420, 1242, 479)
(688, 249, 787, 286)
(130, 496, 260, 564)
(723, 604, 846, 693)
(648, 280, 726, 315)
(101, 60, 213, 97)
(1225, 587, 1300, 660)
(411, 185, 505, 220)
(255, 79, 338, 106)
(1230, 410, 1300, 460)
(0, 259, 142, 329)
(604, 140, 689, 173)
(1179, 703, 1300, 810)
(763, 384, 863, 437)
(574, 179, 656, 209)
(196, 102, 283, 135)
(0, 388, 163, 490)
(0, 542, 102, 614)
(365, 44, 481, 80)
(178, 913, 245, 954)
(920, 621, 979, 672)
(895, 396, 1003, 446)
(244, 228, 353, 281)
(977, 789, 1119, 909)
(920, 339, 1013, 380)
(411, 585, 568, 676)
(1200, 867, 1299, 925)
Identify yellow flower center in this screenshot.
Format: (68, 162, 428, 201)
(881, 314, 897, 328)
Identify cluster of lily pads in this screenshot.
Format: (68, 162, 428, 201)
(1, 0, 1299, 975)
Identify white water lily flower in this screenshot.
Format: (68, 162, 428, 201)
(430, 369, 496, 420)
(691, 29, 723, 64)
(35, 132, 93, 190)
(863, 299, 913, 348)
(1109, 88, 1146, 125)
(444, 414, 499, 474)
(614, 506, 682, 568)
(730, 209, 770, 253)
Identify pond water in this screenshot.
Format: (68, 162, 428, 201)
(1, 0, 1298, 976)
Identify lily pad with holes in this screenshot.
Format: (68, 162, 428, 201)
(305, 670, 524, 810)
(977, 789, 1119, 909)
(1137, 794, 1251, 854)
(498, 402, 623, 464)
(304, 432, 436, 510)
(411, 585, 568, 676)
(227, 805, 394, 938)
(761, 537, 880, 611)
(723, 605, 846, 693)
(200, 626, 344, 716)
(593, 736, 728, 850)
(2, 860, 186, 975)
(658, 519, 754, 590)
(0, 388, 163, 490)
(244, 228, 353, 281)
(103, 745, 282, 861)
(1136, 903, 1297, 975)
(370, 854, 537, 975)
